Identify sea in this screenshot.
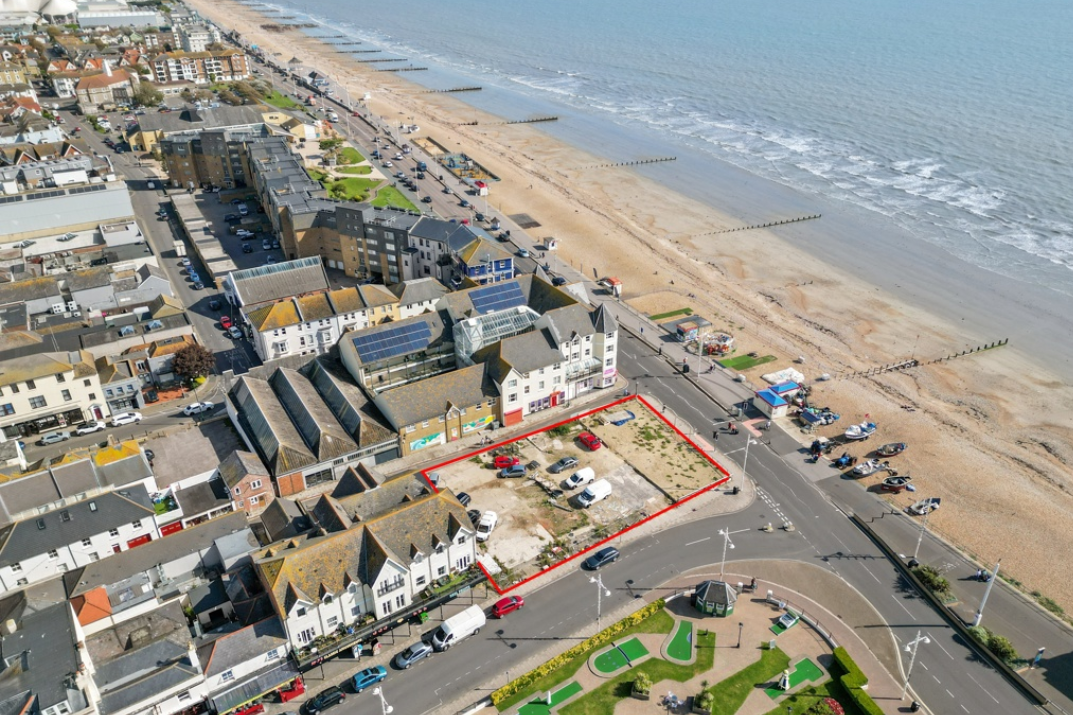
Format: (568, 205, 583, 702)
(250, 0, 1073, 298)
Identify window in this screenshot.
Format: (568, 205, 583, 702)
(29, 396, 47, 409)
(524, 386, 530, 394)
(326, 615, 339, 628)
(0, 404, 12, 416)
(458, 535, 467, 544)
(296, 606, 307, 618)
(16, 578, 27, 586)
(221, 670, 234, 683)
(81, 538, 92, 547)
(56, 373, 65, 383)
(405, 424, 416, 433)
(606, 358, 614, 366)
(381, 600, 392, 615)
(248, 495, 260, 506)
(10, 562, 21, 572)
(83, 379, 91, 386)
(351, 605, 360, 617)
(421, 420, 429, 428)
(25, 380, 35, 390)
(232, 487, 241, 495)
(437, 565, 447, 576)
(250, 479, 262, 489)
(131, 519, 142, 529)
(9, 385, 17, 394)
(61, 390, 72, 402)
(538, 381, 545, 389)
(266, 648, 280, 660)
(178, 692, 192, 703)
(89, 393, 96, 400)
(584, 348, 591, 357)
(508, 394, 518, 403)
(507, 379, 517, 388)
(395, 594, 405, 608)
(47, 549, 58, 559)
(108, 528, 119, 537)
(415, 575, 426, 586)
(323, 594, 333, 604)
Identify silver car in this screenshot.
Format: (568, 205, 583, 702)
(37, 431, 71, 446)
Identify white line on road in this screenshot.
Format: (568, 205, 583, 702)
(960, 704, 970, 713)
(966, 673, 999, 703)
(927, 633, 955, 659)
(891, 594, 917, 619)
(860, 565, 882, 583)
(685, 537, 711, 546)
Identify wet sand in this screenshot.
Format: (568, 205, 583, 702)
(185, 0, 1073, 612)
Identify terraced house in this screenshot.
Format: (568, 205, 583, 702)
(254, 484, 475, 649)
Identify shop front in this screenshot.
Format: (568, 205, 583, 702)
(1, 406, 97, 440)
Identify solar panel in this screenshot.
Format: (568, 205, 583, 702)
(352, 322, 433, 363)
(470, 282, 526, 314)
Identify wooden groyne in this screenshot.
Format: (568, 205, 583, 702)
(694, 214, 822, 238)
(839, 339, 1009, 379)
(422, 87, 482, 94)
(348, 50, 381, 54)
(356, 58, 407, 63)
(457, 116, 557, 126)
(376, 66, 428, 72)
(583, 157, 676, 170)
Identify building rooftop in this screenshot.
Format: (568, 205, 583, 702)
(137, 104, 264, 136)
(227, 256, 329, 308)
(374, 363, 495, 430)
(0, 592, 84, 714)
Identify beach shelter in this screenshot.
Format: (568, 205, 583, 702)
(693, 580, 737, 617)
(754, 388, 789, 419)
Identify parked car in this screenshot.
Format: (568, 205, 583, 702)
(242, 243, 253, 253)
(181, 257, 192, 267)
(393, 641, 433, 670)
(548, 456, 579, 474)
(110, 411, 143, 427)
(271, 239, 280, 249)
(209, 299, 222, 310)
(228, 326, 243, 339)
(475, 511, 498, 541)
(582, 546, 620, 570)
(455, 491, 471, 507)
(493, 455, 519, 469)
(578, 432, 603, 450)
(262, 240, 272, 251)
(351, 665, 387, 693)
(551, 276, 568, 287)
(192, 282, 205, 290)
(467, 509, 481, 526)
(220, 316, 233, 329)
(37, 431, 71, 446)
(75, 421, 106, 435)
(236, 229, 254, 238)
(491, 595, 525, 618)
(303, 686, 346, 715)
(224, 213, 239, 222)
(183, 401, 216, 416)
(498, 464, 527, 479)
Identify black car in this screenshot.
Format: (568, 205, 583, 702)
(552, 276, 568, 287)
(583, 546, 620, 570)
(548, 456, 579, 474)
(468, 509, 481, 526)
(456, 491, 472, 507)
(304, 686, 346, 715)
(224, 213, 240, 222)
(90, 256, 109, 266)
(242, 243, 253, 253)
(421, 196, 433, 203)
(416, 172, 425, 179)
(208, 299, 221, 310)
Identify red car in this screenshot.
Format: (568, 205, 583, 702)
(578, 432, 603, 451)
(493, 455, 519, 469)
(492, 595, 525, 618)
(220, 316, 233, 329)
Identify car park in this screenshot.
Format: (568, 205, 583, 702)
(303, 686, 346, 715)
(37, 431, 71, 446)
(476, 511, 498, 541)
(75, 421, 106, 435)
(493, 455, 519, 469)
(548, 456, 579, 474)
(578, 431, 603, 450)
(393, 641, 433, 669)
(351, 665, 387, 693)
(491, 595, 525, 618)
(228, 326, 243, 339)
(110, 412, 143, 427)
(583, 546, 620, 570)
(456, 491, 471, 507)
(183, 401, 216, 416)
(498, 464, 527, 479)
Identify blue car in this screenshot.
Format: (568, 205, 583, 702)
(352, 665, 387, 693)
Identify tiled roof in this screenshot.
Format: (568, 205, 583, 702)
(148, 335, 194, 358)
(228, 257, 329, 308)
(195, 617, 287, 677)
(374, 363, 494, 430)
(72, 586, 112, 626)
(75, 69, 131, 90)
(246, 299, 299, 332)
(475, 328, 562, 378)
(230, 376, 316, 477)
(390, 277, 448, 307)
(358, 284, 398, 309)
(326, 286, 363, 314)
(0, 351, 73, 387)
(542, 303, 598, 341)
(296, 292, 333, 322)
(271, 368, 356, 461)
(458, 236, 513, 265)
(217, 450, 269, 489)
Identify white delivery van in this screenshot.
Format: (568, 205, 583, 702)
(432, 604, 486, 651)
(564, 467, 596, 490)
(577, 479, 612, 508)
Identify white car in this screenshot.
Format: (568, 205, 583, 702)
(236, 230, 254, 238)
(75, 421, 106, 435)
(476, 511, 498, 542)
(110, 411, 143, 427)
(183, 401, 215, 416)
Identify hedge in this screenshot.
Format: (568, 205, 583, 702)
(490, 599, 666, 707)
(830, 647, 884, 715)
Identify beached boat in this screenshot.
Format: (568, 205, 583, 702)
(875, 442, 908, 457)
(844, 421, 877, 440)
(880, 475, 914, 493)
(906, 497, 941, 516)
(852, 458, 885, 477)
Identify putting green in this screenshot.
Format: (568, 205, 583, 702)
(666, 621, 694, 662)
(764, 658, 824, 698)
(593, 646, 629, 674)
(518, 681, 583, 715)
(618, 636, 649, 662)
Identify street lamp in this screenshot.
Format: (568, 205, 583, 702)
(737, 622, 743, 649)
(719, 527, 735, 579)
(372, 687, 394, 715)
(902, 631, 930, 700)
(973, 559, 1002, 627)
(740, 438, 759, 491)
(912, 506, 931, 561)
(589, 574, 611, 628)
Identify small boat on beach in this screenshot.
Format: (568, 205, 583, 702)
(852, 458, 885, 477)
(880, 475, 914, 493)
(844, 421, 877, 441)
(906, 497, 941, 516)
(875, 442, 908, 458)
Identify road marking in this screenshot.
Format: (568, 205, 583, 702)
(966, 674, 999, 703)
(685, 537, 710, 546)
(891, 594, 917, 619)
(860, 565, 882, 583)
(927, 633, 954, 659)
(960, 704, 970, 713)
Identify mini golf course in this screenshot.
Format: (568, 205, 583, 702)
(666, 620, 694, 663)
(764, 658, 824, 698)
(517, 681, 583, 715)
(592, 637, 650, 675)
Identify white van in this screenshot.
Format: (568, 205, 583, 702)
(431, 604, 486, 651)
(577, 479, 612, 508)
(564, 467, 595, 490)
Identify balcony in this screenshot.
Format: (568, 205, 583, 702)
(375, 577, 405, 597)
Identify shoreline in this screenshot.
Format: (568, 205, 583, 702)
(185, 0, 1073, 612)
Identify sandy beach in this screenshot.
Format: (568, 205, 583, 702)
(185, 0, 1073, 613)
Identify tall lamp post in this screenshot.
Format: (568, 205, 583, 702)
(719, 527, 735, 579)
(589, 574, 611, 628)
(740, 438, 759, 491)
(902, 631, 930, 699)
(973, 559, 1002, 627)
(372, 687, 394, 715)
(912, 507, 931, 561)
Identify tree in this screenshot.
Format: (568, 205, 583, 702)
(173, 344, 215, 381)
(194, 88, 214, 103)
(133, 82, 163, 108)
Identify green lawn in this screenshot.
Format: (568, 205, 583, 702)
(517, 682, 583, 715)
(707, 645, 790, 715)
(339, 146, 365, 164)
(593, 646, 629, 675)
(336, 165, 373, 175)
(372, 185, 418, 211)
(325, 177, 381, 201)
(558, 630, 716, 715)
(649, 308, 693, 321)
(496, 609, 675, 712)
(718, 354, 778, 371)
(262, 90, 299, 109)
(760, 681, 849, 715)
(764, 658, 823, 698)
(667, 620, 694, 662)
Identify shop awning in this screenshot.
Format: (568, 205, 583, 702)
(210, 661, 300, 714)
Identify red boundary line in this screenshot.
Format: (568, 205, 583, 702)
(421, 395, 731, 595)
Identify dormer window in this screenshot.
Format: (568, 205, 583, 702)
(323, 594, 333, 604)
(295, 606, 307, 617)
